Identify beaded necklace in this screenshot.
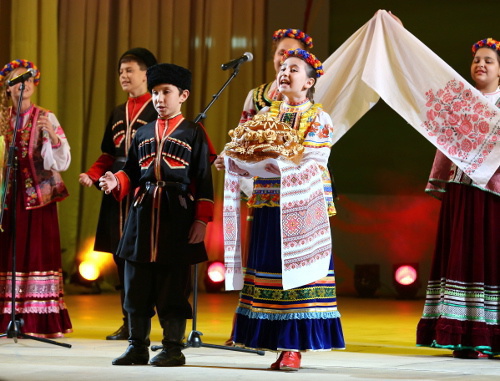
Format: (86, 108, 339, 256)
(267, 100, 321, 141)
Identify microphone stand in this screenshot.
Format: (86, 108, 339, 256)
(151, 63, 264, 356)
(0, 82, 71, 348)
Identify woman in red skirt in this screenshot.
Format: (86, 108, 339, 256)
(0, 59, 72, 338)
(416, 38, 500, 359)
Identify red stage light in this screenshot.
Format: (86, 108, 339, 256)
(394, 265, 417, 286)
(204, 261, 225, 292)
(393, 263, 420, 299)
(207, 262, 225, 283)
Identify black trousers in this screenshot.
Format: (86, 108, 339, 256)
(123, 260, 192, 320)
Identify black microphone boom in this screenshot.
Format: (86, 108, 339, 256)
(8, 68, 36, 87)
(221, 52, 253, 71)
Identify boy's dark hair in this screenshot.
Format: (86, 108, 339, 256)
(118, 47, 157, 73)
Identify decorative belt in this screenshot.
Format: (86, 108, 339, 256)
(143, 180, 189, 262)
(115, 156, 127, 163)
(144, 181, 187, 192)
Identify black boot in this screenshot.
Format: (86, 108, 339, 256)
(112, 316, 151, 365)
(150, 318, 186, 367)
(106, 319, 128, 340)
(107, 289, 129, 340)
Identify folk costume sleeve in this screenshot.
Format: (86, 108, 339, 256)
(301, 109, 336, 216)
(85, 111, 119, 182)
(111, 131, 142, 202)
(40, 112, 71, 172)
(85, 98, 156, 183)
(190, 123, 214, 225)
(240, 88, 256, 124)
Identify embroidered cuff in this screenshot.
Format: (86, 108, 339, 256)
(113, 171, 130, 201)
(195, 199, 214, 224)
(86, 153, 116, 182)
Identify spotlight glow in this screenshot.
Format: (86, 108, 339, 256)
(207, 262, 225, 283)
(79, 261, 100, 281)
(394, 265, 417, 286)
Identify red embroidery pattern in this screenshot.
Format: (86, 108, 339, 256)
(307, 120, 332, 139)
(280, 163, 330, 270)
(112, 120, 125, 148)
(422, 79, 500, 174)
(223, 177, 242, 275)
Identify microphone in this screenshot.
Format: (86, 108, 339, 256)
(221, 52, 253, 71)
(8, 68, 36, 86)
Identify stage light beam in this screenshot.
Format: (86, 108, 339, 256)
(394, 265, 417, 286)
(393, 263, 420, 299)
(204, 261, 225, 292)
(79, 261, 100, 281)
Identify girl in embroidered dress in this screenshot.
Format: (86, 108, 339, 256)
(416, 38, 500, 359)
(221, 28, 316, 347)
(239, 28, 314, 124)
(221, 49, 345, 371)
(0, 59, 72, 338)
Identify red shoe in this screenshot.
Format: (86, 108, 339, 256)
(223, 338, 234, 347)
(278, 351, 301, 371)
(453, 350, 489, 359)
(270, 352, 285, 370)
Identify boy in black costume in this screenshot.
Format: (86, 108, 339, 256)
(79, 48, 158, 340)
(100, 63, 214, 366)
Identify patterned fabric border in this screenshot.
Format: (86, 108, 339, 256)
(421, 278, 500, 324)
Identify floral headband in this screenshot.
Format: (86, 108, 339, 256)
(472, 38, 500, 56)
(0, 59, 41, 86)
(281, 49, 324, 77)
(272, 28, 313, 49)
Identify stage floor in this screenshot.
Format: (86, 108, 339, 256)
(0, 292, 498, 380)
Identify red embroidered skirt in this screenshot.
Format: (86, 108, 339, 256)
(416, 183, 500, 355)
(0, 188, 72, 338)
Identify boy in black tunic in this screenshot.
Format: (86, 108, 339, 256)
(100, 63, 214, 367)
(79, 48, 158, 340)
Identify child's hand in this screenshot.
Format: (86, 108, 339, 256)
(79, 173, 94, 187)
(188, 221, 207, 243)
(374, 10, 403, 26)
(228, 158, 249, 177)
(264, 163, 280, 175)
(388, 11, 403, 26)
(99, 171, 117, 194)
(214, 153, 225, 171)
(38, 114, 60, 146)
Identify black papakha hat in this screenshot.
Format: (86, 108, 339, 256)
(147, 63, 192, 93)
(118, 47, 157, 72)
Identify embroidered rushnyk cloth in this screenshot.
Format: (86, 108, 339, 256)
(223, 157, 331, 291)
(223, 10, 500, 291)
(316, 9, 500, 189)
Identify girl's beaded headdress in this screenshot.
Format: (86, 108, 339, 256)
(472, 38, 500, 56)
(0, 59, 40, 86)
(273, 29, 313, 49)
(281, 49, 324, 77)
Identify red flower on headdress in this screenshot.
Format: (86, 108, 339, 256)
(272, 29, 314, 49)
(471, 38, 500, 56)
(281, 49, 324, 77)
